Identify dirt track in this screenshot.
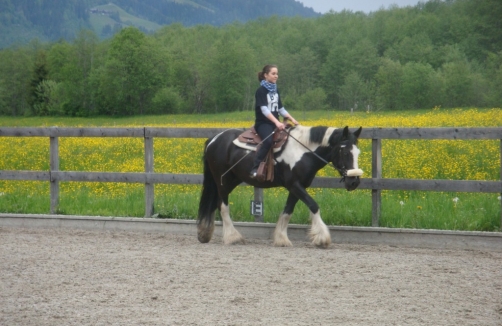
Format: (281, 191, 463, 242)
(1, 226, 501, 325)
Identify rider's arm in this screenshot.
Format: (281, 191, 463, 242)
(261, 106, 283, 129)
(279, 107, 298, 125)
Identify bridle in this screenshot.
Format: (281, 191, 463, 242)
(334, 144, 350, 182)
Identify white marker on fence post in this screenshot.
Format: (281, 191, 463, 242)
(253, 187, 264, 222)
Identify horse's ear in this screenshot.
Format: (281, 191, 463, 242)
(354, 126, 362, 138)
(342, 126, 349, 140)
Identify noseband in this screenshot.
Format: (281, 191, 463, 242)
(334, 145, 363, 183)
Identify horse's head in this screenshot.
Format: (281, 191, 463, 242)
(331, 126, 363, 191)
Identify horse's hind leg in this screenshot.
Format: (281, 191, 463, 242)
(197, 211, 215, 243)
(220, 202, 245, 245)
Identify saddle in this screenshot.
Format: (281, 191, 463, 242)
(233, 125, 292, 182)
(236, 126, 289, 149)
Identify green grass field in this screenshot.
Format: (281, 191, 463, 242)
(0, 108, 500, 231)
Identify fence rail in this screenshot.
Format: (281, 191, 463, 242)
(1, 127, 501, 227)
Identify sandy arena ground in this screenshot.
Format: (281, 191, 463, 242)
(1, 226, 501, 325)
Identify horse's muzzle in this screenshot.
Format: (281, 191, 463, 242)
(344, 168, 362, 191)
(344, 176, 360, 191)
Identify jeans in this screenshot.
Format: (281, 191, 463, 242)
(252, 123, 275, 170)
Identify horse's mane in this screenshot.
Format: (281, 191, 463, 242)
(290, 125, 338, 147)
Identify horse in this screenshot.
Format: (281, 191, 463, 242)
(197, 125, 363, 248)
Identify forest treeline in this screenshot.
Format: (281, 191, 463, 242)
(0, 0, 501, 117)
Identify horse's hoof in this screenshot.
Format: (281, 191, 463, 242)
(273, 234, 293, 247)
(224, 237, 246, 245)
(314, 241, 330, 249)
(197, 227, 214, 243)
(273, 240, 293, 247)
(223, 231, 246, 245)
(309, 232, 331, 249)
(197, 234, 211, 243)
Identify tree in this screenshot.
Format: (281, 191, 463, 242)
(207, 37, 255, 112)
(484, 51, 502, 107)
(47, 30, 100, 116)
(385, 33, 434, 64)
(320, 37, 378, 108)
(338, 71, 373, 111)
(298, 87, 328, 119)
(375, 58, 403, 110)
(320, 43, 351, 107)
(460, 0, 502, 62)
(69, 30, 99, 115)
(28, 50, 49, 115)
(439, 61, 473, 108)
(151, 87, 183, 114)
(33, 79, 63, 115)
(95, 27, 163, 115)
(0, 47, 32, 116)
(400, 62, 436, 109)
(278, 47, 320, 99)
(157, 24, 220, 114)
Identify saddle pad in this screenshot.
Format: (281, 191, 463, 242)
(234, 127, 290, 152)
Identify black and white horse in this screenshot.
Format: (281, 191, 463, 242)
(197, 125, 363, 248)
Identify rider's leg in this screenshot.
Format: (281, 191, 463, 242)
(251, 123, 275, 177)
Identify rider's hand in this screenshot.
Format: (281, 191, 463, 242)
(275, 121, 285, 130)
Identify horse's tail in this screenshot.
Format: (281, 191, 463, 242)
(197, 142, 219, 243)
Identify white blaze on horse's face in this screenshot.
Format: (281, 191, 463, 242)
(344, 144, 364, 178)
(351, 145, 361, 170)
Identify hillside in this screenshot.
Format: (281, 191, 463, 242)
(0, 0, 319, 48)
(89, 3, 162, 37)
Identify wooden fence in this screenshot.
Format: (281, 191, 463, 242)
(1, 127, 501, 227)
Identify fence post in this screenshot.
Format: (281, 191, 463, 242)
(372, 138, 382, 227)
(254, 187, 264, 222)
(144, 134, 154, 218)
(50, 136, 59, 214)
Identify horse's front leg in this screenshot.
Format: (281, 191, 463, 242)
(309, 209, 331, 248)
(220, 201, 245, 245)
(289, 184, 331, 248)
(273, 193, 299, 247)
